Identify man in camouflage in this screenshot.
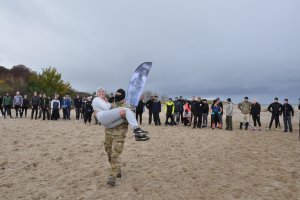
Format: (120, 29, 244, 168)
(104, 99, 128, 186)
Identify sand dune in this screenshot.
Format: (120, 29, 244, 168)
(0, 107, 299, 200)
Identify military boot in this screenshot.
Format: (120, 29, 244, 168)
(107, 176, 116, 186)
(245, 122, 249, 130)
(117, 168, 122, 178)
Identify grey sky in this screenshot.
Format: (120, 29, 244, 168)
(1, 0, 299, 104)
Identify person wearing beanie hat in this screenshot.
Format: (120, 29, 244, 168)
(238, 96, 252, 130)
(225, 98, 233, 131)
(92, 87, 148, 136)
(267, 97, 282, 131)
(282, 98, 294, 133)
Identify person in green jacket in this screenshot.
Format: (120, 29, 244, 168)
(2, 92, 12, 118)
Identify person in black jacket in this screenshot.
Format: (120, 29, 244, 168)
(84, 96, 93, 124)
(282, 99, 294, 133)
(179, 96, 185, 123)
(40, 94, 50, 120)
(202, 99, 209, 127)
(174, 97, 182, 124)
(190, 96, 197, 127)
(193, 97, 203, 128)
(21, 94, 29, 118)
(152, 96, 161, 126)
(145, 96, 154, 124)
(31, 91, 40, 120)
(135, 97, 145, 124)
(251, 99, 262, 131)
(74, 94, 82, 122)
(267, 97, 282, 131)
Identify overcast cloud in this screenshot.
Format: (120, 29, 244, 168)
(0, 0, 299, 103)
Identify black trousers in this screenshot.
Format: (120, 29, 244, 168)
(269, 114, 280, 128)
(84, 111, 93, 123)
(193, 112, 203, 128)
(75, 107, 81, 120)
(42, 108, 50, 120)
(165, 114, 174, 125)
(252, 114, 261, 127)
(51, 109, 60, 120)
(3, 105, 12, 117)
(136, 112, 143, 124)
(14, 105, 22, 117)
(31, 105, 39, 119)
(21, 107, 28, 117)
(153, 112, 161, 125)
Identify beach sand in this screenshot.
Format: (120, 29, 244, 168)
(0, 107, 299, 200)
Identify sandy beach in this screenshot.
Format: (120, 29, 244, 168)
(0, 107, 299, 200)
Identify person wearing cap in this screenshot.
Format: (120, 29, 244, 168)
(92, 87, 148, 136)
(225, 98, 233, 131)
(250, 99, 262, 131)
(238, 96, 252, 130)
(282, 98, 294, 133)
(267, 97, 282, 131)
(164, 97, 175, 126)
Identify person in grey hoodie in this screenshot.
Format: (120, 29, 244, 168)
(238, 96, 252, 130)
(13, 91, 23, 118)
(225, 98, 233, 131)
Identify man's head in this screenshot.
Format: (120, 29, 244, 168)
(168, 97, 172, 101)
(274, 97, 278, 102)
(115, 88, 125, 102)
(192, 96, 195, 101)
(16, 91, 20, 95)
(33, 91, 37, 96)
(154, 96, 158, 101)
(244, 96, 248, 102)
(284, 98, 288, 104)
(175, 97, 178, 100)
(227, 98, 231, 103)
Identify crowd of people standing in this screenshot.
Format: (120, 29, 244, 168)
(1, 91, 299, 133)
(0, 91, 94, 124)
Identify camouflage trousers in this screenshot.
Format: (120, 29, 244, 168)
(104, 122, 128, 178)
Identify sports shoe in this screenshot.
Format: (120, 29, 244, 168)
(107, 176, 116, 186)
